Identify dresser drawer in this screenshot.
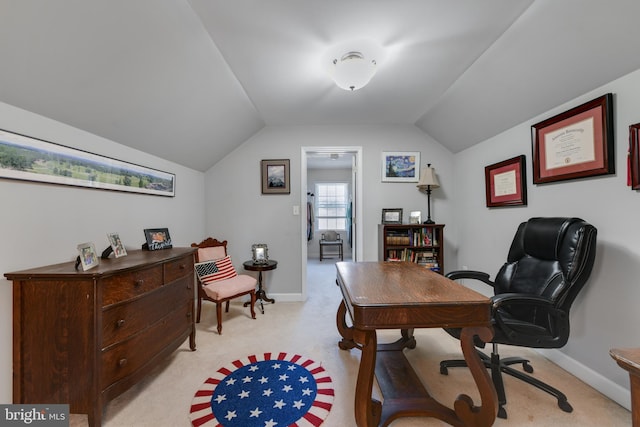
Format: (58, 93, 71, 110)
(164, 255, 192, 284)
(102, 265, 163, 306)
(100, 301, 192, 389)
(102, 278, 192, 348)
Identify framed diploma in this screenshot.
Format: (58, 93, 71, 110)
(531, 93, 614, 184)
(485, 155, 527, 207)
(629, 123, 640, 190)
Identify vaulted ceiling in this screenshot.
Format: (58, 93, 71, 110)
(1, 1, 639, 172)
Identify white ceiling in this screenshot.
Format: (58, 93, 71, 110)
(1, 1, 640, 172)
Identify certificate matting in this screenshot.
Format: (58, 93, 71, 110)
(629, 123, 640, 190)
(532, 93, 614, 184)
(485, 155, 527, 207)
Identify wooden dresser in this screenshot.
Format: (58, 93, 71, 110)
(5, 247, 196, 427)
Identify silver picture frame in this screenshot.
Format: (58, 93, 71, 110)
(251, 243, 269, 264)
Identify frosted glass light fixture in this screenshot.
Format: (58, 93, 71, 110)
(330, 51, 377, 91)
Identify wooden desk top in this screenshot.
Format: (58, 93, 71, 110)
(611, 348, 640, 376)
(336, 261, 491, 330)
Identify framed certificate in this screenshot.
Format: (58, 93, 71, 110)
(531, 93, 614, 184)
(485, 155, 527, 207)
(630, 123, 640, 190)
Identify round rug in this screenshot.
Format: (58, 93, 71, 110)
(189, 352, 334, 427)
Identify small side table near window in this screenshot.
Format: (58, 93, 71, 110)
(243, 260, 277, 314)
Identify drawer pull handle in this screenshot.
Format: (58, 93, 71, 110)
(116, 319, 126, 328)
(118, 358, 127, 367)
(134, 280, 144, 288)
(186, 312, 192, 318)
(179, 264, 186, 270)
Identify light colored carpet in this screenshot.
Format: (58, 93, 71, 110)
(83, 258, 630, 426)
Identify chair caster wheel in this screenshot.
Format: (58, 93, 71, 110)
(523, 362, 534, 373)
(497, 406, 507, 419)
(558, 400, 573, 413)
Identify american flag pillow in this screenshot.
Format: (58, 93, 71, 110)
(194, 255, 237, 285)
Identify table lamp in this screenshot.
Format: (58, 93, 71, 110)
(416, 164, 440, 224)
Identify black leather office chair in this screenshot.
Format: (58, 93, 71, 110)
(440, 217, 597, 419)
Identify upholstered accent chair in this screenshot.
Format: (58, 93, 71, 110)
(191, 238, 256, 334)
(440, 217, 597, 419)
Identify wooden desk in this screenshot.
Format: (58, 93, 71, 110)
(610, 347, 640, 426)
(336, 261, 498, 427)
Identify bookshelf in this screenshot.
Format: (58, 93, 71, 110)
(378, 224, 445, 273)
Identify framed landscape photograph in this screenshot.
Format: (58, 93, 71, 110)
(531, 93, 614, 184)
(381, 151, 420, 182)
(382, 208, 403, 224)
(485, 155, 527, 207)
(143, 228, 173, 251)
(77, 242, 99, 271)
(261, 159, 290, 194)
(0, 128, 175, 196)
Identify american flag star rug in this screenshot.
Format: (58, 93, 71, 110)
(189, 352, 334, 427)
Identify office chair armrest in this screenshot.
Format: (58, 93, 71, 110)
(491, 293, 570, 346)
(491, 293, 557, 311)
(445, 270, 494, 287)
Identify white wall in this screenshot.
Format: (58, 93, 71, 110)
(203, 124, 455, 300)
(452, 68, 640, 408)
(0, 102, 206, 403)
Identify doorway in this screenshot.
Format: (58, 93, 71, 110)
(300, 146, 363, 300)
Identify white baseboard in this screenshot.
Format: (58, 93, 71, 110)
(265, 293, 305, 303)
(537, 348, 631, 411)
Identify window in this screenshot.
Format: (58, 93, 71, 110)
(315, 183, 348, 231)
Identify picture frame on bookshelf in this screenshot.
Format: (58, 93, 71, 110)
(382, 208, 403, 224)
(409, 211, 421, 224)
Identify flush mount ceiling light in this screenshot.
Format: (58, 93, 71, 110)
(330, 51, 377, 91)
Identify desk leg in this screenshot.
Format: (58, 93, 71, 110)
(337, 300, 359, 350)
(455, 326, 498, 427)
(353, 328, 381, 427)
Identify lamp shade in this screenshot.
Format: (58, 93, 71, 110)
(331, 51, 376, 91)
(417, 165, 440, 189)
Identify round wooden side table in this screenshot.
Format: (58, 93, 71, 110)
(243, 259, 277, 313)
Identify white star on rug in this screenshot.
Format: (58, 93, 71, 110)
(273, 399, 286, 409)
(249, 407, 262, 418)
